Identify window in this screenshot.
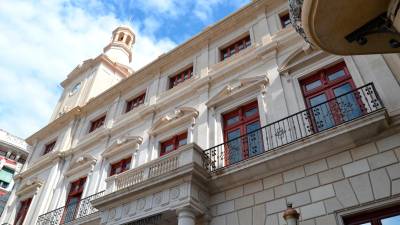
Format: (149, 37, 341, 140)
(343, 205, 400, 225)
(89, 115, 106, 133)
(125, 35, 131, 45)
(118, 33, 124, 41)
(109, 157, 131, 176)
(223, 101, 263, 165)
(14, 198, 32, 225)
(280, 12, 291, 28)
(43, 141, 56, 155)
(9, 153, 16, 160)
(69, 82, 81, 96)
(169, 67, 193, 89)
(0, 181, 9, 189)
(125, 93, 146, 113)
(62, 177, 86, 223)
(220, 35, 251, 61)
(17, 158, 26, 164)
(300, 62, 363, 132)
(0, 167, 14, 189)
(160, 133, 187, 156)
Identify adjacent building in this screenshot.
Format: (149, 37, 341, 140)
(1, 0, 400, 225)
(0, 129, 29, 218)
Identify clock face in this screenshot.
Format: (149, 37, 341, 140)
(69, 82, 81, 96)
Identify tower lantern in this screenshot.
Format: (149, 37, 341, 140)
(103, 26, 135, 65)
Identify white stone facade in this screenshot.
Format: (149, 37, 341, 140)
(2, 0, 400, 225)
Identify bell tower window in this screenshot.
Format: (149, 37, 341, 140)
(125, 35, 131, 45)
(118, 33, 124, 42)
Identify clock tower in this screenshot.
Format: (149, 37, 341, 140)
(50, 26, 135, 121)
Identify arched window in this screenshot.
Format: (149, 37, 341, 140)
(125, 35, 131, 45)
(118, 33, 124, 41)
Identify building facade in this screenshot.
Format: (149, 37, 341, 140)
(0, 129, 29, 218)
(2, 0, 400, 225)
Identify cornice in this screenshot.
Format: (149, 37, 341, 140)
(68, 128, 109, 156)
(149, 107, 199, 136)
(61, 54, 130, 88)
(102, 135, 143, 158)
(15, 151, 63, 179)
(16, 178, 44, 197)
(65, 154, 97, 177)
(206, 76, 269, 108)
(26, 107, 82, 145)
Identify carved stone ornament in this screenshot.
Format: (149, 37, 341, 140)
(137, 198, 146, 210)
(149, 107, 199, 135)
(206, 75, 269, 108)
(102, 135, 143, 158)
(109, 208, 116, 219)
(153, 192, 162, 205)
(170, 187, 180, 200)
(16, 177, 44, 197)
(65, 154, 97, 177)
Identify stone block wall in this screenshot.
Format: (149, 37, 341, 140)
(208, 133, 400, 225)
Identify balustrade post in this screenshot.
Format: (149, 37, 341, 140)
(107, 177, 116, 194)
(143, 167, 150, 180)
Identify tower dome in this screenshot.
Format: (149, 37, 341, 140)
(103, 26, 135, 65)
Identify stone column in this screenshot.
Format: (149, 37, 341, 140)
(177, 207, 196, 225)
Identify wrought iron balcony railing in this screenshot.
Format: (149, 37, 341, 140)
(203, 83, 384, 172)
(37, 191, 105, 225)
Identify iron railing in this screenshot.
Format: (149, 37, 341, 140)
(37, 191, 105, 225)
(203, 83, 384, 172)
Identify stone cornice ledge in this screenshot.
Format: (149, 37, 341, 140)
(16, 178, 44, 197)
(26, 107, 82, 145)
(15, 151, 63, 179)
(68, 127, 110, 156)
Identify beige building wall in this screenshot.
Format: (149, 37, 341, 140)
(1, 0, 400, 225)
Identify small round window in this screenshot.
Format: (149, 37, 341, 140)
(69, 82, 81, 96)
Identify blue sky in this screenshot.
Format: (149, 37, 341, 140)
(0, 0, 250, 138)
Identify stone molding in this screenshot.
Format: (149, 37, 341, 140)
(206, 75, 269, 108)
(16, 177, 44, 198)
(15, 151, 62, 179)
(149, 107, 199, 136)
(65, 154, 97, 177)
(102, 135, 143, 158)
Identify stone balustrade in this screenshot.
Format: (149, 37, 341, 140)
(105, 143, 205, 194)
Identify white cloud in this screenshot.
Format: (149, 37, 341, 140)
(0, 0, 176, 138)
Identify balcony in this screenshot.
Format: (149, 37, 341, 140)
(289, 0, 400, 55)
(203, 83, 385, 173)
(36, 191, 105, 225)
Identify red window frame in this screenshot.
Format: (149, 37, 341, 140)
(220, 35, 251, 61)
(300, 62, 363, 131)
(62, 177, 86, 223)
(280, 12, 291, 28)
(125, 93, 146, 113)
(89, 115, 106, 133)
(14, 198, 32, 225)
(109, 157, 132, 176)
(222, 101, 260, 164)
(160, 133, 187, 156)
(43, 141, 56, 155)
(169, 67, 194, 89)
(343, 204, 400, 225)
